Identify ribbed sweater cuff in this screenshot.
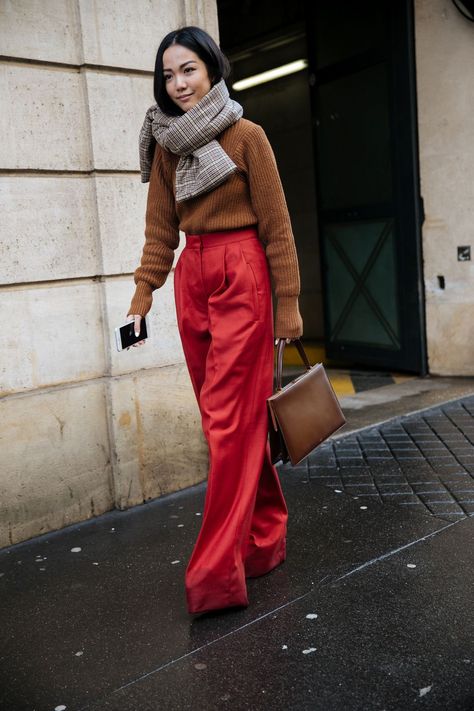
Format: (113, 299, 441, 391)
(275, 296, 303, 339)
(127, 281, 153, 318)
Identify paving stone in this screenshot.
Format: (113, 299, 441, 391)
(342, 480, 377, 488)
(337, 466, 372, 476)
(400, 471, 436, 482)
(335, 457, 368, 467)
(341, 474, 375, 483)
(311, 471, 337, 480)
(357, 432, 385, 439)
(344, 487, 380, 498)
(363, 455, 395, 463)
(402, 466, 438, 478)
(309, 476, 344, 488)
(415, 443, 448, 450)
(337, 444, 360, 452)
(382, 437, 412, 443)
(411, 483, 446, 494)
(419, 492, 455, 504)
(377, 482, 414, 492)
(430, 464, 466, 474)
(444, 480, 474, 492)
(394, 457, 425, 464)
(367, 463, 405, 475)
(425, 501, 465, 514)
(387, 444, 419, 450)
(397, 501, 432, 512)
(390, 441, 417, 452)
(438, 472, 472, 484)
(307, 456, 336, 467)
(373, 476, 408, 485)
(380, 493, 420, 504)
(456, 455, 474, 466)
(413, 433, 445, 440)
(308, 396, 474, 520)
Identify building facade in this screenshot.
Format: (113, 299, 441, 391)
(0, 0, 473, 548)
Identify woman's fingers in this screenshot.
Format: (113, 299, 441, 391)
(274, 338, 294, 345)
(125, 314, 146, 349)
(133, 315, 142, 337)
(133, 315, 143, 347)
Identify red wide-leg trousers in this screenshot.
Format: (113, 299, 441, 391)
(173, 227, 288, 614)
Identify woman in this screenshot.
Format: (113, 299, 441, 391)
(127, 26, 303, 615)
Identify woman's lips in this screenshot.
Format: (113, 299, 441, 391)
(178, 94, 193, 102)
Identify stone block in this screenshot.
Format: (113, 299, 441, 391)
(425, 297, 474, 376)
(415, 0, 474, 377)
(79, 0, 184, 71)
(0, 0, 82, 65)
(184, 0, 220, 43)
(420, 150, 474, 280)
(0, 175, 99, 284)
(95, 175, 185, 276)
(109, 365, 208, 509)
(85, 70, 152, 170)
(416, 0, 474, 161)
(94, 174, 148, 275)
(103, 274, 184, 375)
(0, 64, 91, 170)
(95, 173, 185, 276)
(0, 381, 113, 548)
(0, 281, 106, 396)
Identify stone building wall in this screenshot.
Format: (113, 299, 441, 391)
(415, 0, 474, 375)
(0, 1, 218, 548)
(1, 0, 473, 549)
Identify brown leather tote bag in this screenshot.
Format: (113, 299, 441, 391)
(267, 340, 346, 466)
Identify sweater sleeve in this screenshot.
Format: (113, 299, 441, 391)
(127, 145, 180, 317)
(244, 124, 303, 339)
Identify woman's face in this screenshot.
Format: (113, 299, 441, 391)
(163, 44, 212, 112)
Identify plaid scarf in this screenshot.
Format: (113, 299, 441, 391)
(139, 80, 243, 202)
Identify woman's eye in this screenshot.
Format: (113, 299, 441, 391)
(185, 67, 194, 74)
(164, 74, 171, 82)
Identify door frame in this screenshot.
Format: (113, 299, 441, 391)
(305, 0, 427, 374)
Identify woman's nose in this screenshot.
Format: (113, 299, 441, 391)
(175, 73, 187, 89)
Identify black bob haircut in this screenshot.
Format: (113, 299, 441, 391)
(154, 26, 231, 116)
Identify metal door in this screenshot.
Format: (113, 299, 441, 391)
(306, 0, 426, 372)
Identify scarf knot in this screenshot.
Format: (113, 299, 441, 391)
(139, 80, 243, 202)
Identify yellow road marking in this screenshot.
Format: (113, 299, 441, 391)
(281, 342, 416, 395)
(392, 374, 416, 384)
(327, 372, 356, 397)
(282, 343, 326, 366)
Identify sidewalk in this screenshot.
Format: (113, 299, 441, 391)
(1, 387, 474, 710)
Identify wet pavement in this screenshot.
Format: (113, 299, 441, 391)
(301, 395, 474, 521)
(1, 395, 474, 710)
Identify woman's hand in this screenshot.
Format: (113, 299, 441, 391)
(274, 338, 295, 346)
(126, 314, 146, 348)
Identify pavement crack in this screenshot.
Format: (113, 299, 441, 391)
(333, 520, 459, 582)
(77, 590, 313, 709)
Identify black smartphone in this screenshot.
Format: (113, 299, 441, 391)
(115, 317, 149, 351)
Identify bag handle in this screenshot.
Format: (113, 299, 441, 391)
(274, 338, 312, 391)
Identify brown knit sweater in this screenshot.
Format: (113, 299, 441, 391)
(128, 118, 303, 338)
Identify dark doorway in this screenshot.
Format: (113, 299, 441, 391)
(307, 1, 425, 372)
(218, 0, 323, 340)
(217, 0, 426, 373)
